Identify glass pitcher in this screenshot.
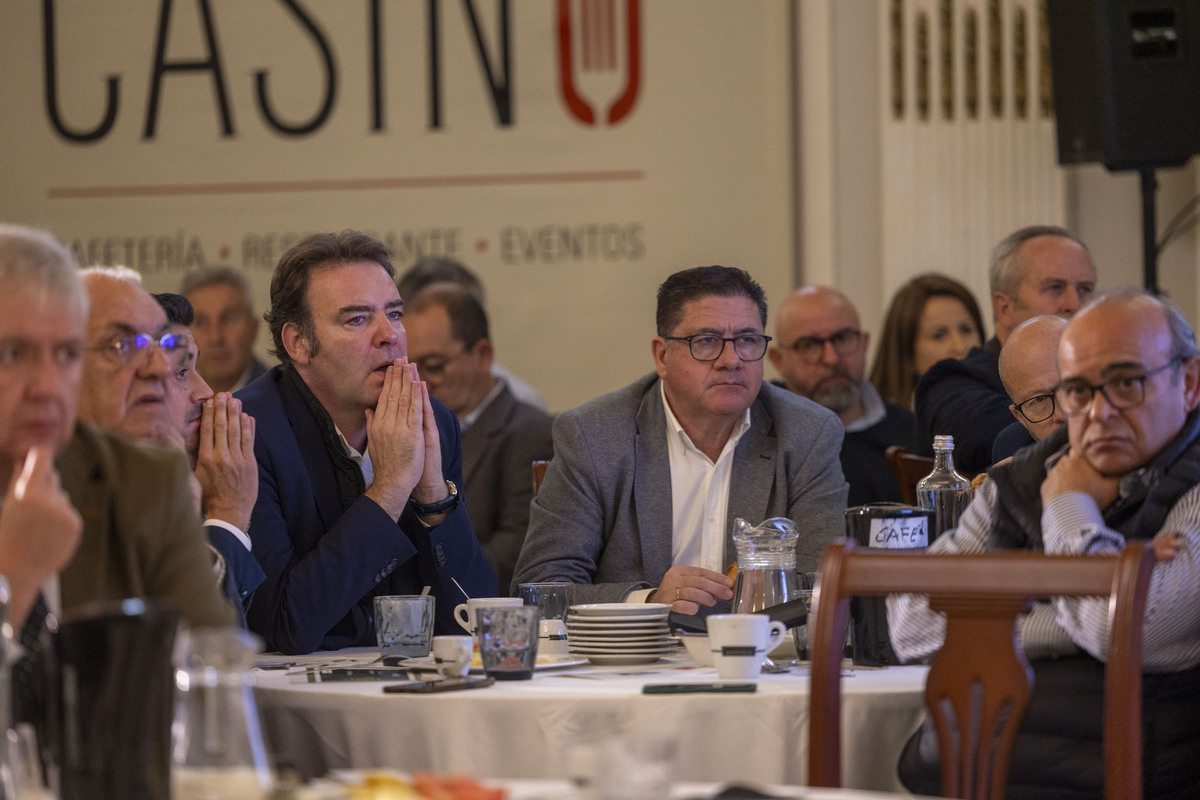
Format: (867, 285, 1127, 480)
(729, 517, 802, 656)
(172, 627, 273, 800)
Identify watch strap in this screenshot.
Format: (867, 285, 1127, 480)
(409, 480, 459, 516)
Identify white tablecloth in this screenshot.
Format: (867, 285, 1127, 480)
(252, 650, 929, 792)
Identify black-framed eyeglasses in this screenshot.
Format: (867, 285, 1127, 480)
(1014, 392, 1056, 424)
(782, 328, 863, 364)
(663, 333, 772, 362)
(89, 332, 186, 369)
(1054, 358, 1182, 416)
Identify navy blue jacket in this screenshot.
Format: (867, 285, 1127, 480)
(238, 367, 497, 654)
(914, 338, 1009, 474)
(206, 524, 266, 627)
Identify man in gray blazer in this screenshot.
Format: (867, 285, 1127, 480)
(403, 284, 554, 593)
(513, 266, 848, 611)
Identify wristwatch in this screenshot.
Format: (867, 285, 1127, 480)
(409, 480, 459, 516)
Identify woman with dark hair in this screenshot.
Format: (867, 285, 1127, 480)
(869, 273, 986, 408)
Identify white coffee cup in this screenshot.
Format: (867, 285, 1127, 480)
(453, 597, 524, 635)
(537, 618, 569, 656)
(706, 614, 787, 680)
(431, 635, 474, 678)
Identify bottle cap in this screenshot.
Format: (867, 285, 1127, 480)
(932, 434, 955, 451)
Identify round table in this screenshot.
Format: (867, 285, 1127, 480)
(252, 649, 928, 791)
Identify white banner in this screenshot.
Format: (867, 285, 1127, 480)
(1, 0, 794, 411)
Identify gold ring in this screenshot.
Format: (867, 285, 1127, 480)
(675, 587, 681, 601)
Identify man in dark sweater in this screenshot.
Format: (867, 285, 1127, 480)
(770, 286, 913, 507)
(915, 226, 1096, 473)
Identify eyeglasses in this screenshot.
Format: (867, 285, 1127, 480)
(90, 332, 186, 369)
(1054, 358, 1181, 416)
(663, 334, 772, 362)
(1014, 392, 1056, 424)
(782, 328, 863, 363)
(413, 342, 477, 379)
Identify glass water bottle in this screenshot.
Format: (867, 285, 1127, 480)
(916, 434, 973, 540)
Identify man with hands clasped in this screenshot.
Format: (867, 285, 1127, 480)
(155, 292, 264, 616)
(238, 231, 495, 654)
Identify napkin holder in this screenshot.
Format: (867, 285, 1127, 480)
(844, 503, 935, 666)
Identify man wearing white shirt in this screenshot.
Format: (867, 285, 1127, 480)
(512, 266, 847, 612)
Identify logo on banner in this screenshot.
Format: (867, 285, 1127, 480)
(557, 0, 641, 126)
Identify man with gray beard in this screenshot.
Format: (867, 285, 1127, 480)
(769, 286, 914, 506)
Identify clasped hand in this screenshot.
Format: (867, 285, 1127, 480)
(364, 359, 447, 521)
(194, 393, 258, 532)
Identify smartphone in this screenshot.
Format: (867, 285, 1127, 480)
(384, 676, 496, 693)
(642, 683, 757, 694)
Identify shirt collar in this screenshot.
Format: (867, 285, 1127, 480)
(460, 379, 505, 431)
(844, 380, 888, 433)
(659, 381, 752, 457)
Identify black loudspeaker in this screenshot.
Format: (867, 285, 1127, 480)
(1047, 0, 1200, 170)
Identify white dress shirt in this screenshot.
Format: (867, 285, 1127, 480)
(624, 383, 752, 605)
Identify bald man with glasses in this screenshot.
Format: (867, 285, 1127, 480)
(992, 314, 1069, 462)
(769, 286, 915, 506)
(513, 266, 847, 609)
(888, 290, 1200, 798)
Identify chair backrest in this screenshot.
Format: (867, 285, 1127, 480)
(807, 539, 1154, 800)
(531, 460, 551, 497)
(885, 446, 935, 505)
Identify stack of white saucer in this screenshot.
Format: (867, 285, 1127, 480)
(566, 603, 673, 665)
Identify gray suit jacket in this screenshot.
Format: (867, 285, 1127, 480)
(512, 373, 848, 601)
(462, 382, 554, 593)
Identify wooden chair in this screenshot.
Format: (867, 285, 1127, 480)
(807, 539, 1154, 800)
(531, 459, 550, 497)
(884, 445, 935, 505)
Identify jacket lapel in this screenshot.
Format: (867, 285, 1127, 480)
(634, 381, 674, 579)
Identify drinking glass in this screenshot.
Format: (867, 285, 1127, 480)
(516, 582, 573, 621)
(374, 595, 435, 658)
(477, 606, 540, 680)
